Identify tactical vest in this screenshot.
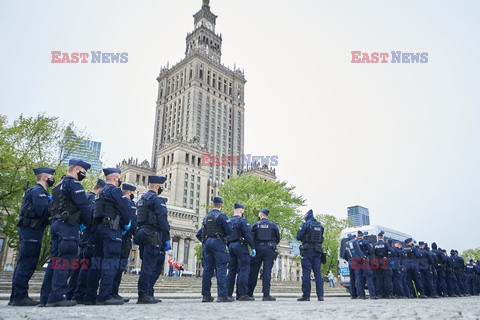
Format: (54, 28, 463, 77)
(93, 187, 116, 219)
(229, 218, 242, 242)
(403, 246, 415, 259)
(305, 222, 324, 243)
(137, 192, 157, 227)
(203, 211, 224, 237)
(19, 188, 34, 219)
(256, 222, 272, 242)
(346, 239, 364, 259)
(50, 180, 77, 218)
(374, 241, 388, 257)
(466, 264, 475, 273)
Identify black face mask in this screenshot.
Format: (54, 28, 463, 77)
(77, 171, 86, 181)
(130, 194, 134, 200)
(117, 179, 122, 188)
(157, 186, 164, 195)
(47, 178, 55, 187)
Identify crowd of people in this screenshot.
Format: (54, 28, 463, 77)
(342, 230, 480, 299)
(8, 159, 328, 307)
(12, 159, 477, 308)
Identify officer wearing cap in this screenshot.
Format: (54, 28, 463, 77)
(296, 209, 325, 301)
(90, 168, 132, 305)
(226, 203, 254, 301)
(388, 239, 405, 298)
(395, 241, 410, 298)
(354, 230, 378, 300)
(465, 259, 476, 295)
(111, 183, 138, 302)
(247, 208, 280, 301)
(450, 249, 467, 296)
(197, 197, 232, 302)
(444, 249, 460, 297)
(40, 159, 93, 307)
(430, 242, 448, 297)
(418, 242, 439, 298)
(402, 238, 428, 299)
(342, 234, 358, 299)
(373, 231, 394, 299)
(10, 167, 55, 306)
(71, 179, 106, 304)
(136, 175, 170, 304)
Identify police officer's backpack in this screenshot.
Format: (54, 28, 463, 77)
(257, 222, 272, 242)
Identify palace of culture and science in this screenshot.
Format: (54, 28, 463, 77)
(118, 0, 298, 280)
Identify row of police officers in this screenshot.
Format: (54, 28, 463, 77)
(9, 160, 170, 306)
(343, 230, 480, 300)
(196, 200, 327, 302)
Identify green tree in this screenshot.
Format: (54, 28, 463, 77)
(218, 174, 305, 239)
(315, 214, 353, 276)
(461, 248, 480, 262)
(0, 113, 97, 268)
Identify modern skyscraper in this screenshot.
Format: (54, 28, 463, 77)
(347, 205, 370, 226)
(59, 127, 103, 174)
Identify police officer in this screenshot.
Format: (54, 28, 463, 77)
(465, 259, 476, 295)
(112, 183, 138, 303)
(417, 242, 439, 298)
(226, 203, 255, 301)
(136, 175, 170, 304)
(451, 249, 467, 296)
(395, 241, 410, 298)
(431, 242, 448, 297)
(71, 179, 106, 304)
(198, 197, 232, 302)
(373, 231, 394, 299)
(92, 168, 132, 305)
(388, 239, 405, 298)
(10, 167, 55, 306)
(40, 159, 92, 307)
(296, 209, 325, 301)
(402, 238, 428, 299)
(354, 230, 378, 300)
(444, 249, 460, 297)
(247, 209, 280, 301)
(342, 234, 358, 299)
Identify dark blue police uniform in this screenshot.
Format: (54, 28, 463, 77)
(91, 168, 131, 305)
(431, 243, 448, 297)
(296, 210, 324, 301)
(136, 176, 170, 304)
(198, 197, 232, 302)
(354, 231, 377, 299)
(11, 167, 55, 306)
(226, 203, 254, 300)
(418, 242, 438, 298)
(402, 239, 427, 298)
(40, 159, 92, 307)
(247, 209, 280, 300)
(71, 180, 105, 303)
(465, 260, 476, 295)
(112, 183, 138, 300)
(373, 232, 394, 298)
(342, 235, 358, 298)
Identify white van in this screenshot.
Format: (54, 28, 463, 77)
(337, 225, 413, 291)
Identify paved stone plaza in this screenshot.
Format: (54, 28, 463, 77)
(0, 296, 479, 319)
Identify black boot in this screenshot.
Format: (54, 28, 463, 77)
(217, 296, 234, 302)
(137, 294, 156, 304)
(202, 296, 214, 302)
(97, 297, 124, 305)
(262, 295, 276, 301)
(112, 294, 129, 303)
(238, 295, 255, 301)
(297, 296, 310, 301)
(11, 297, 40, 307)
(46, 299, 76, 307)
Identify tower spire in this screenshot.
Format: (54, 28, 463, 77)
(203, 0, 210, 8)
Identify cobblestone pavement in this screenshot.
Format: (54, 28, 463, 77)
(0, 296, 479, 320)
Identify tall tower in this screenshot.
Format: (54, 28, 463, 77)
(151, 0, 246, 213)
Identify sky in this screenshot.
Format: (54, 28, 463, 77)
(1, 0, 479, 251)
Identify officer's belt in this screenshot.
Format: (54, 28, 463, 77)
(206, 234, 225, 239)
(139, 224, 158, 230)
